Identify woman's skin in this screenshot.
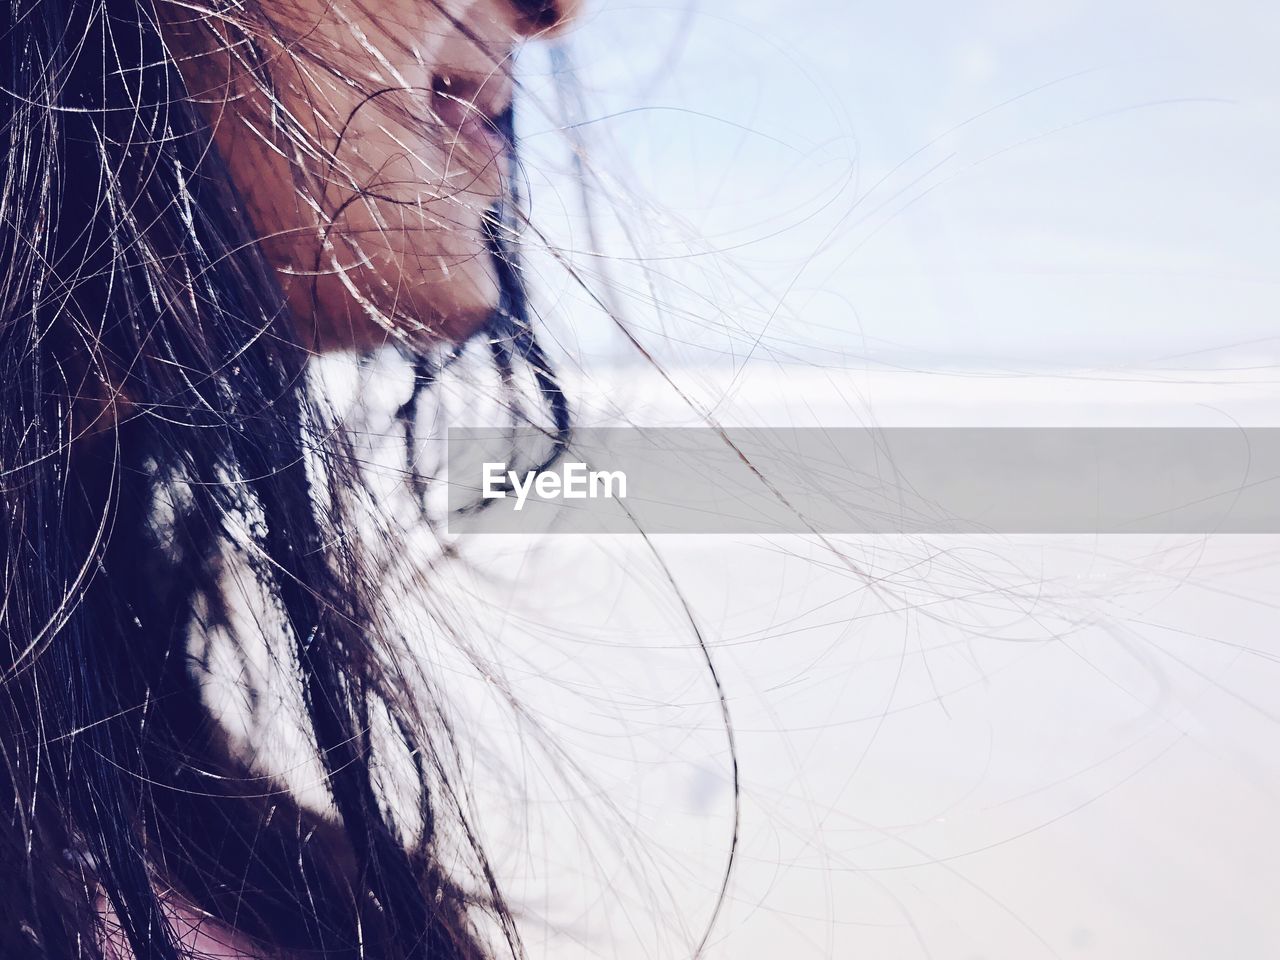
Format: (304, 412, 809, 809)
(99, 3, 577, 957)
(162, 0, 577, 352)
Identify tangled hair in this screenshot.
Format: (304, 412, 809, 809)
(0, 0, 561, 956)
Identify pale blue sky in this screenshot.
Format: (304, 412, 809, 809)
(517, 1, 1280, 369)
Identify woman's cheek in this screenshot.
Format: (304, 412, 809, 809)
(165, 1, 513, 353)
(296, 193, 500, 352)
(266, 90, 504, 350)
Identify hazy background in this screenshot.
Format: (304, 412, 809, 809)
(426, 4, 1280, 958)
(518, 0, 1279, 370)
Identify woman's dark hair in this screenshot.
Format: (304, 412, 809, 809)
(0, 0, 557, 956)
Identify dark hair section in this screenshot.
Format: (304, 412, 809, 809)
(0, 1, 551, 956)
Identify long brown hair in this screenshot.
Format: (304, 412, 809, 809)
(0, 0, 564, 955)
